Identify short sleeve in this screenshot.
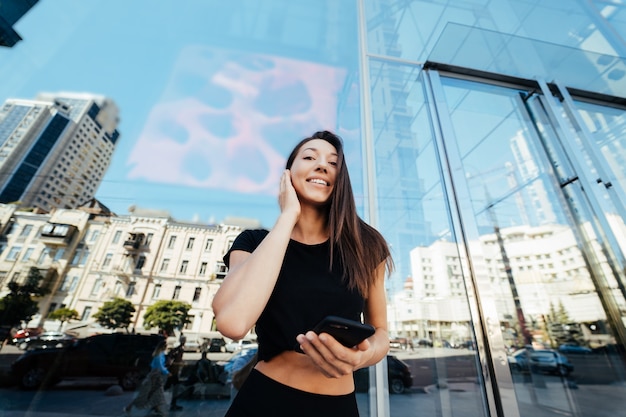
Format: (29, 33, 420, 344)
(223, 229, 270, 267)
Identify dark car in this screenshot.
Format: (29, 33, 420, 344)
(207, 337, 227, 352)
(11, 333, 164, 390)
(22, 331, 77, 350)
(354, 355, 413, 394)
(508, 348, 574, 376)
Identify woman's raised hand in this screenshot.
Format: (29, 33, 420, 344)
(279, 169, 300, 220)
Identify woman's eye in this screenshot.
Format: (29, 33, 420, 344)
(330, 161, 337, 166)
(303, 156, 314, 160)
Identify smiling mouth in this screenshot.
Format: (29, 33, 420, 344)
(308, 179, 329, 186)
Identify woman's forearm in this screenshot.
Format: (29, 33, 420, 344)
(212, 212, 297, 339)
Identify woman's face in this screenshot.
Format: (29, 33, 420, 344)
(289, 139, 338, 207)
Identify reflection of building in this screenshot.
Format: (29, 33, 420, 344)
(0, 0, 38, 47)
(0, 202, 249, 337)
(509, 131, 558, 225)
(0, 92, 120, 211)
(392, 222, 626, 347)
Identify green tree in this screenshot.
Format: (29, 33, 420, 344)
(0, 267, 49, 327)
(93, 297, 136, 332)
(143, 300, 191, 335)
(48, 307, 79, 330)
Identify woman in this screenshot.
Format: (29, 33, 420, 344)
(123, 339, 170, 416)
(212, 130, 393, 417)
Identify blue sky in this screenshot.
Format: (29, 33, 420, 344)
(0, 0, 359, 228)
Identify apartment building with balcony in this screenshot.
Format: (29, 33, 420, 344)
(0, 202, 247, 337)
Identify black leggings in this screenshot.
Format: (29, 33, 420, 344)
(225, 369, 359, 417)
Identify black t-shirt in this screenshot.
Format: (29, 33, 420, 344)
(223, 229, 365, 361)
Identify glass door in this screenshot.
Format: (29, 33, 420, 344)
(426, 71, 626, 417)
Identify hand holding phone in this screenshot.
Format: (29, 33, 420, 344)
(312, 316, 375, 348)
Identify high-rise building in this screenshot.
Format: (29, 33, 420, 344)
(0, 0, 38, 47)
(0, 92, 120, 211)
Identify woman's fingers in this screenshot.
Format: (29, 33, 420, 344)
(296, 332, 358, 378)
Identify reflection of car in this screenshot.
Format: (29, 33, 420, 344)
(207, 337, 227, 352)
(11, 333, 164, 390)
(558, 343, 592, 354)
(22, 332, 76, 350)
(413, 338, 433, 348)
(11, 327, 44, 346)
(508, 348, 574, 376)
(225, 339, 258, 353)
(222, 346, 258, 385)
(354, 355, 413, 394)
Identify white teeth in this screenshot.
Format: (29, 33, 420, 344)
(309, 179, 327, 186)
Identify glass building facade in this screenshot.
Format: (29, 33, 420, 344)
(1, 1, 625, 416)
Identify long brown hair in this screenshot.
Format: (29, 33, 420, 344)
(286, 130, 394, 296)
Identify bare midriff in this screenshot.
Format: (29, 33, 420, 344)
(254, 350, 355, 395)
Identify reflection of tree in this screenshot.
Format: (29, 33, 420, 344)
(545, 301, 584, 347)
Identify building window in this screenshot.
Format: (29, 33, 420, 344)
(184, 315, 194, 330)
(10, 272, 20, 283)
(6, 246, 21, 261)
(60, 276, 70, 291)
(179, 260, 189, 274)
(80, 250, 89, 266)
(21, 247, 34, 262)
(168, 236, 177, 249)
(112, 230, 122, 244)
(90, 230, 99, 241)
(90, 278, 102, 296)
(160, 258, 170, 272)
(71, 251, 81, 265)
(193, 287, 201, 302)
(81, 306, 92, 321)
(102, 253, 113, 267)
(114, 281, 122, 295)
(69, 276, 79, 292)
(152, 284, 161, 299)
(205, 238, 213, 251)
(172, 285, 181, 300)
(225, 238, 234, 254)
(20, 224, 33, 237)
(135, 255, 146, 270)
(199, 262, 207, 275)
(145, 233, 153, 247)
(53, 248, 65, 262)
(126, 282, 136, 297)
(37, 248, 50, 265)
(48, 303, 57, 315)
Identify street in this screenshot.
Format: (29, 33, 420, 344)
(1, 344, 624, 417)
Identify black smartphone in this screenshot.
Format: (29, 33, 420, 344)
(312, 316, 375, 348)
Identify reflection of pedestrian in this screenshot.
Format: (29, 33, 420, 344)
(213, 131, 394, 417)
(165, 341, 185, 411)
(170, 350, 215, 402)
(124, 340, 170, 416)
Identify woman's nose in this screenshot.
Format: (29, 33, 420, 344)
(315, 159, 328, 171)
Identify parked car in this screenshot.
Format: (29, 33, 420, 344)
(508, 348, 574, 376)
(21, 331, 77, 350)
(225, 339, 258, 353)
(558, 343, 592, 354)
(354, 355, 413, 394)
(207, 337, 227, 352)
(11, 327, 44, 346)
(11, 333, 164, 390)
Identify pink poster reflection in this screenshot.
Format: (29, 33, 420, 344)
(127, 46, 347, 195)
